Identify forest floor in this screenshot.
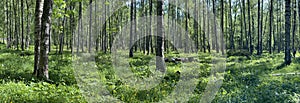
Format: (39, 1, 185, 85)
(0, 43, 299, 102)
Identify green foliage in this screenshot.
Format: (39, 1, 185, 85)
(0, 42, 299, 102)
(227, 49, 251, 59)
(0, 82, 86, 103)
(0, 44, 85, 102)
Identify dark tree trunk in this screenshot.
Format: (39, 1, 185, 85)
(7, 0, 12, 49)
(257, 0, 261, 55)
(278, 0, 283, 53)
(194, 0, 198, 52)
(129, 0, 134, 57)
(88, 0, 92, 53)
(242, 0, 247, 50)
(134, 0, 137, 52)
(70, 3, 75, 53)
(5, 0, 9, 44)
(292, 0, 296, 51)
(276, 0, 280, 53)
(14, 0, 19, 50)
(221, 0, 224, 55)
(247, 0, 252, 53)
(103, 0, 107, 53)
(260, 0, 263, 54)
(150, 0, 154, 54)
(108, 4, 112, 53)
(25, 0, 31, 50)
(213, 0, 219, 53)
(156, 0, 165, 72)
(184, 1, 188, 53)
(233, 2, 238, 49)
(284, 0, 291, 65)
(95, 0, 99, 52)
(229, 0, 234, 50)
(198, 1, 201, 52)
(59, 6, 67, 54)
(202, 0, 208, 53)
(298, 0, 300, 50)
(21, 0, 25, 51)
(207, 0, 210, 53)
(269, 0, 273, 54)
(165, 0, 169, 54)
(77, 1, 82, 53)
(239, 0, 243, 49)
(146, 0, 151, 55)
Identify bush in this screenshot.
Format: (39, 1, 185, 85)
(227, 49, 251, 59)
(0, 82, 86, 103)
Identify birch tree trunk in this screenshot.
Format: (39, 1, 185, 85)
(38, 0, 53, 80)
(33, 0, 44, 76)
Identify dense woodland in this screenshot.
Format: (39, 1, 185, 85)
(0, 0, 300, 102)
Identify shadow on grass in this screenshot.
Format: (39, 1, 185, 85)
(275, 62, 287, 70)
(293, 57, 300, 63)
(223, 56, 287, 91)
(0, 69, 34, 83)
(0, 49, 77, 85)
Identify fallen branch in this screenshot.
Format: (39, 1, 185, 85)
(271, 72, 300, 76)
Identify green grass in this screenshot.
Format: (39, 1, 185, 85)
(0, 43, 299, 102)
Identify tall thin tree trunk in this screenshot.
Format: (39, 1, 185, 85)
(242, 0, 247, 50)
(129, 0, 134, 57)
(184, 1, 188, 53)
(21, 0, 25, 51)
(77, 1, 82, 53)
(103, 0, 107, 53)
(284, 0, 291, 65)
(7, 0, 12, 49)
(194, 0, 198, 52)
(14, 0, 19, 50)
(146, 0, 151, 55)
(5, 0, 9, 44)
(198, 2, 201, 52)
(260, 0, 263, 54)
(203, 0, 207, 52)
(278, 0, 283, 53)
(166, 0, 169, 53)
(33, 0, 44, 76)
(221, 0, 224, 55)
(134, 0, 137, 52)
(248, 0, 252, 53)
(213, 0, 218, 52)
(239, 0, 244, 49)
(95, 0, 99, 52)
(59, 6, 67, 54)
(206, 0, 210, 53)
(70, 3, 74, 53)
(88, 0, 92, 53)
(292, 0, 296, 51)
(149, 0, 153, 54)
(108, 4, 112, 53)
(38, 0, 53, 80)
(257, 0, 261, 55)
(269, 0, 273, 54)
(276, 0, 279, 53)
(298, 0, 300, 50)
(207, 0, 211, 53)
(26, 0, 31, 50)
(229, 0, 234, 50)
(156, 0, 165, 72)
(142, 0, 146, 54)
